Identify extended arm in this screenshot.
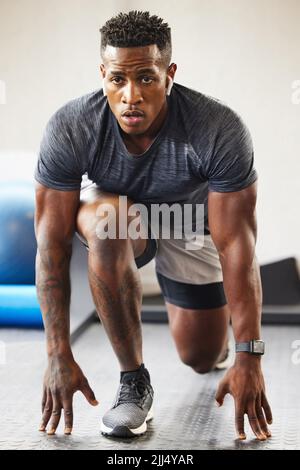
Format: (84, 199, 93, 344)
(208, 181, 272, 440)
(35, 183, 98, 435)
(208, 182, 261, 345)
(35, 183, 79, 357)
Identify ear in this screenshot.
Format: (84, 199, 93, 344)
(166, 77, 173, 96)
(100, 64, 107, 96)
(166, 62, 177, 95)
(100, 64, 106, 79)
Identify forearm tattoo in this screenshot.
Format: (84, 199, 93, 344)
(36, 244, 72, 345)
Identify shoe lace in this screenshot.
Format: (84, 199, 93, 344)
(115, 376, 149, 408)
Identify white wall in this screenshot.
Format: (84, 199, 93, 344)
(0, 0, 299, 264)
(0, 0, 123, 150)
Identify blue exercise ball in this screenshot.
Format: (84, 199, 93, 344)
(0, 181, 37, 284)
(0, 285, 43, 327)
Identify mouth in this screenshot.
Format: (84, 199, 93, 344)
(121, 110, 145, 126)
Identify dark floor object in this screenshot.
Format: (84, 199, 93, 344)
(0, 322, 299, 450)
(141, 294, 300, 324)
(260, 257, 300, 305)
(141, 294, 167, 323)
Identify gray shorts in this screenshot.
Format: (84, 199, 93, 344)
(154, 234, 226, 309)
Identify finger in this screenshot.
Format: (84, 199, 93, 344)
(256, 396, 271, 438)
(80, 380, 99, 406)
(39, 390, 53, 432)
(261, 390, 273, 425)
(47, 395, 62, 435)
(234, 399, 246, 440)
(41, 387, 47, 413)
(215, 380, 228, 407)
(247, 402, 267, 440)
(62, 399, 73, 435)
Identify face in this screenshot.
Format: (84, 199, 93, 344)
(100, 44, 176, 135)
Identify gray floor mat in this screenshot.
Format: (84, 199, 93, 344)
(0, 323, 299, 450)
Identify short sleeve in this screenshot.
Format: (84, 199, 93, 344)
(205, 110, 258, 192)
(34, 110, 83, 191)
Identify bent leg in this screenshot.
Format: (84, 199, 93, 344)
(76, 187, 148, 259)
(76, 188, 148, 371)
(166, 301, 230, 374)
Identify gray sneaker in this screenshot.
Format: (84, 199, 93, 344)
(101, 364, 154, 438)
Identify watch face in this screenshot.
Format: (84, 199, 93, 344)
(253, 340, 265, 354)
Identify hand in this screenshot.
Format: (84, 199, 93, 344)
(39, 354, 99, 435)
(215, 355, 273, 440)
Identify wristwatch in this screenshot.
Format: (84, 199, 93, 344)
(235, 340, 265, 355)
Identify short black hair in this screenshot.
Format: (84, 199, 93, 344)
(100, 10, 172, 67)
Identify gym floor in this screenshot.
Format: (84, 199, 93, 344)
(1, 320, 300, 450)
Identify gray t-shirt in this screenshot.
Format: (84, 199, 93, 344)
(34, 82, 257, 235)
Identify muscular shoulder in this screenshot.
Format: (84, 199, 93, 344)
(35, 89, 108, 191)
(172, 84, 256, 192)
(47, 88, 107, 142)
(172, 83, 245, 149)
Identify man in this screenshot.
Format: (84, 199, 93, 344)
(34, 10, 272, 440)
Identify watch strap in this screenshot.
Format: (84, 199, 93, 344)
(235, 340, 265, 355)
(235, 342, 252, 353)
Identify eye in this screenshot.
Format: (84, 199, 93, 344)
(111, 76, 124, 85)
(141, 76, 154, 84)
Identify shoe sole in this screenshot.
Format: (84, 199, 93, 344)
(101, 404, 154, 438)
(214, 340, 233, 370)
(214, 354, 233, 370)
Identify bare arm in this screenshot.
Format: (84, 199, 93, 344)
(35, 183, 80, 356)
(208, 181, 272, 440)
(35, 183, 98, 435)
(208, 181, 261, 346)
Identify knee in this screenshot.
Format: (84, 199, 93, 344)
(191, 363, 215, 375)
(179, 351, 216, 374)
(81, 193, 135, 245)
(94, 195, 130, 240)
(83, 218, 132, 267)
(86, 230, 132, 265)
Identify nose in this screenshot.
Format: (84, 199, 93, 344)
(121, 82, 142, 105)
